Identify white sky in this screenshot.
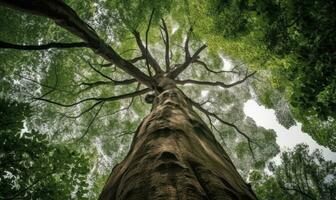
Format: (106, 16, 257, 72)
(244, 100, 336, 162)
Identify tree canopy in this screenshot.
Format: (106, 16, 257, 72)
(251, 144, 336, 200)
(0, 0, 335, 199)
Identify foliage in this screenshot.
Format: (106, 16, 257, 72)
(188, 0, 336, 150)
(250, 144, 336, 200)
(0, 98, 91, 199)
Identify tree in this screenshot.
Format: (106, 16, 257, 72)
(189, 0, 336, 151)
(250, 144, 336, 200)
(0, 0, 280, 199)
(0, 98, 91, 199)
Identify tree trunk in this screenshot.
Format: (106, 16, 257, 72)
(99, 88, 257, 200)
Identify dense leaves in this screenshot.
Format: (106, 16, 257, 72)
(0, 99, 91, 199)
(191, 0, 336, 150)
(251, 144, 336, 200)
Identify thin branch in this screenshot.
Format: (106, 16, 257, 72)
(0, 40, 89, 50)
(82, 58, 114, 81)
(81, 79, 136, 87)
(176, 71, 256, 88)
(113, 131, 135, 138)
(75, 102, 105, 142)
(194, 60, 239, 74)
(35, 88, 151, 107)
(188, 98, 261, 159)
(64, 101, 103, 119)
(145, 9, 156, 77)
(1, 0, 154, 88)
(128, 55, 145, 64)
(160, 18, 170, 71)
(126, 83, 141, 109)
(78, 78, 137, 94)
(38, 64, 59, 98)
(168, 44, 207, 78)
(185, 27, 192, 60)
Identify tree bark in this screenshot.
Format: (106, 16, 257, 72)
(99, 88, 257, 200)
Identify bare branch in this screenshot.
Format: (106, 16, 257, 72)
(1, 0, 154, 88)
(128, 55, 145, 64)
(38, 64, 59, 99)
(194, 60, 239, 74)
(132, 30, 163, 75)
(65, 101, 103, 119)
(168, 44, 207, 78)
(188, 98, 261, 159)
(176, 71, 256, 88)
(35, 88, 151, 107)
(160, 18, 170, 71)
(82, 58, 114, 81)
(0, 40, 89, 50)
(185, 27, 192, 60)
(144, 9, 156, 77)
(126, 83, 141, 109)
(79, 79, 137, 93)
(75, 102, 105, 142)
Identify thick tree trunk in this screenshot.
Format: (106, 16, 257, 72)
(99, 88, 257, 200)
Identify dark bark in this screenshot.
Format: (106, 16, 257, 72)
(99, 88, 257, 200)
(0, 40, 89, 50)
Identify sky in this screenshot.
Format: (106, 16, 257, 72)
(244, 99, 336, 162)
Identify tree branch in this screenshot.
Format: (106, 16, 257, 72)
(38, 64, 59, 99)
(0, 40, 89, 50)
(65, 101, 103, 119)
(188, 98, 261, 159)
(160, 18, 170, 71)
(176, 71, 256, 88)
(75, 101, 105, 142)
(80, 79, 136, 89)
(35, 88, 151, 107)
(133, 30, 163, 75)
(194, 60, 239, 74)
(168, 44, 207, 78)
(185, 27, 192, 60)
(145, 9, 155, 77)
(1, 0, 154, 88)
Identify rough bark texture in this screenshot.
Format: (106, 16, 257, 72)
(99, 88, 257, 200)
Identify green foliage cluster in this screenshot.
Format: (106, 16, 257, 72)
(0, 99, 91, 199)
(250, 144, 336, 200)
(188, 0, 336, 150)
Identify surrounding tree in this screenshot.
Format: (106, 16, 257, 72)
(188, 0, 336, 150)
(0, 98, 91, 199)
(250, 144, 336, 200)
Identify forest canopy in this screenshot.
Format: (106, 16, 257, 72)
(0, 0, 335, 199)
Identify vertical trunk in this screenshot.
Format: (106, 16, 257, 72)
(99, 88, 257, 200)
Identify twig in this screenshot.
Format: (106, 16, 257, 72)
(75, 102, 105, 142)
